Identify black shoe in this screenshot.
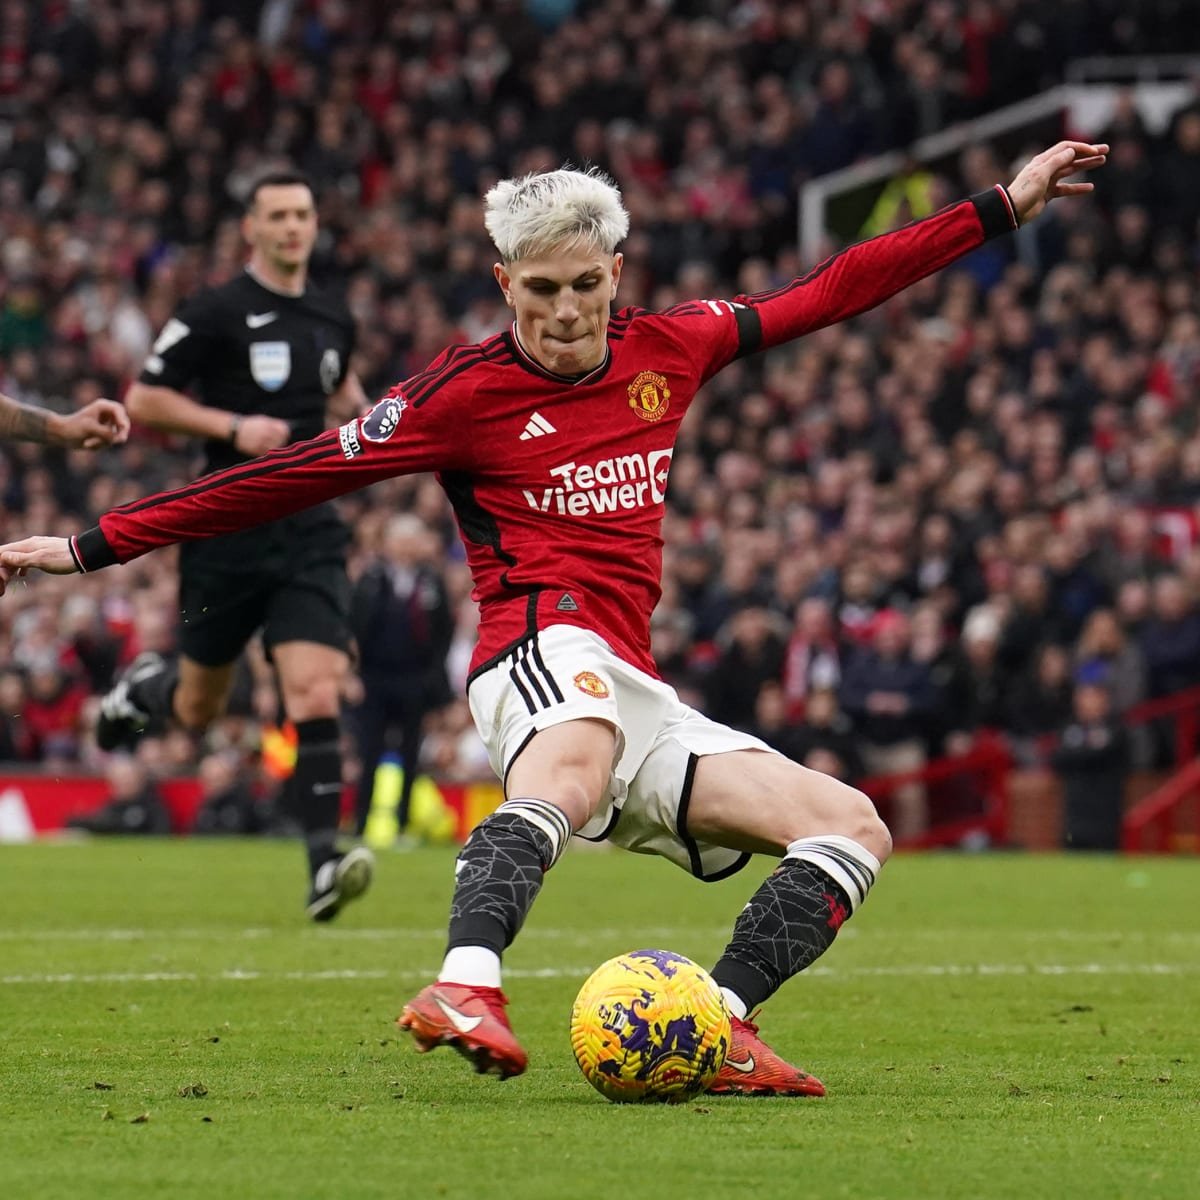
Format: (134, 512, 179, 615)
(95, 652, 163, 751)
(306, 846, 375, 922)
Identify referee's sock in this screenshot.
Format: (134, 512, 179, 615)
(290, 717, 346, 877)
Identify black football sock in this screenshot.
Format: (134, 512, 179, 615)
(446, 798, 572, 956)
(289, 717, 345, 878)
(711, 836, 880, 1013)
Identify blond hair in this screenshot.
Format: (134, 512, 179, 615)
(484, 167, 630, 263)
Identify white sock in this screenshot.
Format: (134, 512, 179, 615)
(439, 945, 502, 988)
(785, 835, 881, 913)
(720, 986, 748, 1021)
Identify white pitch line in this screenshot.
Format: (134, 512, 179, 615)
(4, 925, 1200, 944)
(2, 962, 1197, 986)
(0, 925, 737, 943)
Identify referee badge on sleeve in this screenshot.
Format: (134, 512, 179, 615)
(249, 341, 291, 391)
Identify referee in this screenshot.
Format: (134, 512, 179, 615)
(97, 169, 373, 921)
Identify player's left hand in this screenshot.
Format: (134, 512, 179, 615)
(52, 399, 131, 449)
(0, 536, 76, 596)
(1006, 141, 1108, 225)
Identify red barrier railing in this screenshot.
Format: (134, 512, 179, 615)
(1122, 685, 1200, 766)
(1122, 758, 1200, 853)
(858, 735, 1012, 850)
(860, 685, 1200, 852)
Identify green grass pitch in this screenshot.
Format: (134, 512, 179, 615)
(1, 839, 1197, 1199)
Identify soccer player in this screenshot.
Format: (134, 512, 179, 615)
(0, 141, 1106, 1093)
(0, 392, 129, 448)
(92, 170, 375, 921)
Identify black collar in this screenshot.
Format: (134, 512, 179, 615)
(506, 325, 612, 386)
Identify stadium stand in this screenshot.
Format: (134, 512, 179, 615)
(0, 1, 1198, 847)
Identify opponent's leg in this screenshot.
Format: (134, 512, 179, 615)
(399, 717, 614, 1078)
(96, 653, 234, 751)
(688, 750, 891, 1096)
(274, 640, 371, 922)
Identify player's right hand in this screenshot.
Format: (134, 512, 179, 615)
(234, 414, 292, 457)
(0, 536, 76, 596)
(53, 399, 131, 449)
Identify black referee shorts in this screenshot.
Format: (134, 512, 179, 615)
(177, 556, 352, 668)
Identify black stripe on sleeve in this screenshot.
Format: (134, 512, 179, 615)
(113, 442, 342, 517)
(733, 304, 763, 359)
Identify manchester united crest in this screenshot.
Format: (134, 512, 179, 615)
(628, 370, 671, 423)
(573, 671, 610, 699)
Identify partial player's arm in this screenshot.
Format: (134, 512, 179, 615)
(126, 381, 290, 458)
(0, 393, 130, 449)
(133, 301, 290, 456)
(687, 141, 1107, 373)
(0, 368, 477, 593)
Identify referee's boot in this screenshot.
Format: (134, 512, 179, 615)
(96, 652, 167, 751)
(305, 845, 376, 922)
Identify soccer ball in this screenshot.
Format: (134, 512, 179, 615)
(569, 949, 731, 1103)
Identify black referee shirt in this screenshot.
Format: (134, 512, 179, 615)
(138, 269, 356, 568)
(140, 270, 356, 474)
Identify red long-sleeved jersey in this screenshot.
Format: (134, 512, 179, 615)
(75, 187, 1017, 679)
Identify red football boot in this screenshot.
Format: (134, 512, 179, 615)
(398, 982, 528, 1079)
(708, 1013, 827, 1097)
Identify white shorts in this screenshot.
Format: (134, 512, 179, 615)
(467, 624, 778, 880)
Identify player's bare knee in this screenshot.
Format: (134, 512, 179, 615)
(805, 774, 891, 864)
(854, 787, 892, 864)
(174, 689, 224, 732)
(843, 787, 892, 864)
(282, 677, 340, 724)
(514, 779, 596, 832)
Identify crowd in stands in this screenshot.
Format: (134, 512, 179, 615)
(0, 1, 1198, 837)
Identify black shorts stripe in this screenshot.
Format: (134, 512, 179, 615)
(530, 635, 564, 703)
(516, 641, 551, 708)
(509, 663, 537, 715)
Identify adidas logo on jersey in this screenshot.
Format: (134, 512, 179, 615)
(520, 412, 557, 440)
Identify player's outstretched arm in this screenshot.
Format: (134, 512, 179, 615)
(722, 140, 1106, 359)
(0, 378, 474, 590)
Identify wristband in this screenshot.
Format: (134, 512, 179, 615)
(229, 414, 242, 444)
